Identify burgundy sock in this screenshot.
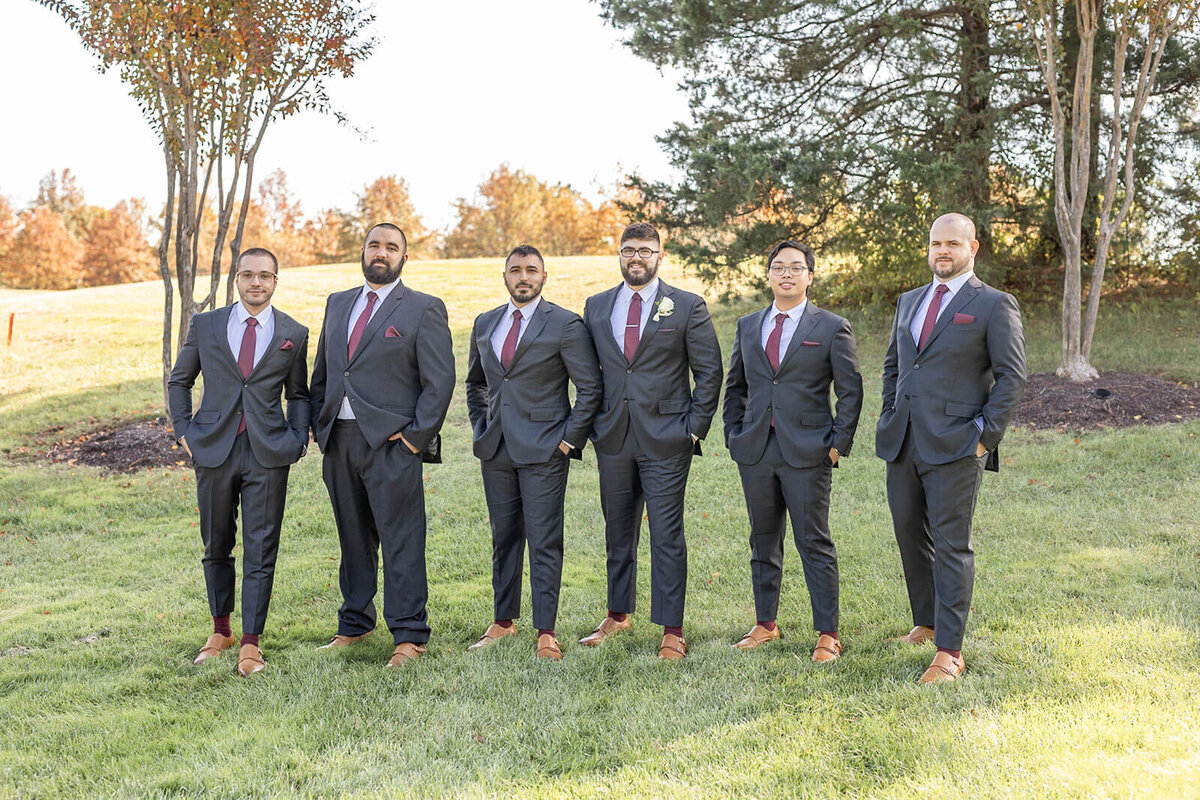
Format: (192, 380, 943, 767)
(757, 620, 777, 632)
(213, 615, 232, 637)
(494, 619, 513, 629)
(607, 611, 628, 623)
(663, 625, 683, 638)
(240, 633, 259, 648)
(819, 630, 839, 641)
(937, 646, 962, 659)
(538, 629, 555, 638)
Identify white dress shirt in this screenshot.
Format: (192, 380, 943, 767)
(759, 298, 808, 357)
(609, 277, 660, 345)
(490, 296, 543, 361)
(226, 302, 274, 370)
(338, 278, 401, 419)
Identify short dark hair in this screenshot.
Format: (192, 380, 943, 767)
(365, 222, 408, 253)
(505, 244, 544, 267)
(766, 240, 815, 272)
(620, 222, 661, 246)
(237, 247, 278, 273)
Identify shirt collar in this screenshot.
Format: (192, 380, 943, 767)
(934, 270, 975, 295)
(619, 277, 660, 303)
(506, 295, 542, 319)
(234, 302, 273, 327)
(768, 298, 807, 322)
(362, 277, 401, 304)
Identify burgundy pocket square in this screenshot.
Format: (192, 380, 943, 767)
(279, 339, 294, 351)
(953, 313, 975, 324)
(385, 326, 402, 338)
(802, 340, 821, 346)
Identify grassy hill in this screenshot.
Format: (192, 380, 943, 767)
(1, 256, 1198, 798)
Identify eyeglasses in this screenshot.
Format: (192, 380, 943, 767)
(768, 264, 809, 277)
(619, 247, 660, 259)
(237, 271, 277, 283)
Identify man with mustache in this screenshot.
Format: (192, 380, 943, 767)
(876, 213, 1026, 683)
(168, 247, 310, 677)
(464, 244, 602, 660)
(579, 223, 723, 659)
(723, 241, 862, 661)
(310, 222, 455, 668)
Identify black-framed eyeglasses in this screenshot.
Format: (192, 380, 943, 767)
(236, 271, 278, 283)
(619, 247, 660, 259)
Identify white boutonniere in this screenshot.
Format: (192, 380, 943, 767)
(652, 296, 675, 322)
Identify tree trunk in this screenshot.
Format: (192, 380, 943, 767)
(957, 0, 995, 277)
(159, 154, 177, 418)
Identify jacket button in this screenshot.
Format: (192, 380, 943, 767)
(913, 363, 920, 370)
(766, 405, 772, 412)
(772, 379, 779, 385)
(623, 398, 628, 404)
(503, 377, 509, 381)
(343, 371, 349, 377)
(904, 394, 910, 400)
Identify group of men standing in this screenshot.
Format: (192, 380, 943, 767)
(168, 213, 1025, 685)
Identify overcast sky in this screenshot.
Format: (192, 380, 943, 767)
(0, 1, 690, 230)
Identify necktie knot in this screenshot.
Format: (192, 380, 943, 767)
(935, 284, 949, 296)
(245, 317, 258, 328)
(366, 290, 378, 306)
(775, 312, 788, 327)
(512, 308, 522, 322)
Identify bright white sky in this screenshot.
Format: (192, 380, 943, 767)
(0, 1, 690, 231)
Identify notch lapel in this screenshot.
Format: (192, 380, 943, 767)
(211, 305, 242, 375)
(348, 284, 406, 367)
(746, 307, 772, 373)
(479, 305, 507, 371)
(507, 301, 550, 371)
(777, 304, 821, 373)
(629, 284, 672, 366)
(596, 285, 626, 361)
(919, 277, 981, 355)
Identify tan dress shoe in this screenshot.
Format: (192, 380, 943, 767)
(919, 651, 965, 684)
(194, 633, 236, 664)
(316, 632, 370, 650)
(468, 623, 518, 651)
(812, 633, 842, 662)
(386, 642, 426, 668)
(578, 615, 631, 647)
(732, 624, 781, 650)
(891, 625, 935, 645)
(658, 633, 687, 660)
(237, 644, 266, 677)
(536, 634, 562, 661)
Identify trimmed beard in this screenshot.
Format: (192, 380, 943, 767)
(363, 253, 402, 285)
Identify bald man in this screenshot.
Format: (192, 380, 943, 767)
(876, 213, 1026, 684)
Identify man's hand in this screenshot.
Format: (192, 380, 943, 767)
(828, 447, 839, 466)
(975, 441, 987, 458)
(691, 433, 699, 443)
(389, 431, 420, 454)
(558, 441, 571, 455)
(180, 436, 193, 458)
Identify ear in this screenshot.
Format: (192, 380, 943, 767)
(969, 239, 980, 257)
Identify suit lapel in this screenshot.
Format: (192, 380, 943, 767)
(596, 285, 626, 361)
(349, 284, 405, 367)
(902, 283, 931, 346)
(248, 309, 289, 379)
(746, 307, 772, 373)
(629, 283, 672, 366)
(508, 300, 550, 371)
(328, 290, 357, 369)
(919, 277, 981, 355)
(479, 305, 507, 371)
(777, 303, 821, 373)
(211, 305, 242, 374)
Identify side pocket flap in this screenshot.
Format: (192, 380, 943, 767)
(945, 401, 982, 418)
(192, 410, 219, 424)
(530, 407, 561, 421)
(657, 398, 689, 414)
(800, 412, 831, 427)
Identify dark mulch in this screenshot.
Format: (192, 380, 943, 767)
(47, 417, 186, 473)
(1014, 371, 1200, 431)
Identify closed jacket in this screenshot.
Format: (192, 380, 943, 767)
(723, 303, 863, 467)
(168, 304, 310, 469)
(465, 300, 602, 464)
(583, 281, 723, 460)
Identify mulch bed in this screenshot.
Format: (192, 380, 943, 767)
(34, 371, 1200, 473)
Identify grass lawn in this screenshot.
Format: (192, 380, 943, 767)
(1, 258, 1199, 798)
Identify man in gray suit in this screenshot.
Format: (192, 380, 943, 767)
(168, 247, 311, 677)
(579, 223, 723, 660)
(310, 223, 455, 669)
(876, 213, 1026, 683)
(723, 241, 862, 662)
(465, 244, 602, 660)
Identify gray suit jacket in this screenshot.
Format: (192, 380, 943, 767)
(168, 304, 310, 469)
(310, 282, 455, 457)
(465, 300, 602, 465)
(875, 275, 1026, 471)
(583, 281, 723, 459)
(723, 303, 863, 468)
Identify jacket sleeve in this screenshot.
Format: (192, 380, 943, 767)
(560, 316, 602, 450)
(465, 318, 488, 437)
(167, 317, 201, 443)
(829, 317, 864, 456)
(309, 297, 331, 436)
(722, 320, 748, 447)
(285, 330, 312, 449)
(881, 295, 902, 414)
(403, 297, 456, 451)
(683, 296, 723, 441)
(979, 292, 1027, 451)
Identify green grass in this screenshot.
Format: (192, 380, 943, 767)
(2, 259, 1199, 798)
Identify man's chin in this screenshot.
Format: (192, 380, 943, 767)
(364, 267, 400, 284)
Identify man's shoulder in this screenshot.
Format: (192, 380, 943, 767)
(810, 304, 850, 328)
(401, 285, 445, 309)
(660, 282, 703, 304)
(543, 300, 583, 324)
(271, 307, 309, 336)
(584, 285, 620, 308)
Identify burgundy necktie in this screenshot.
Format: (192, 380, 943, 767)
(917, 284, 949, 351)
(348, 290, 378, 359)
(765, 312, 787, 372)
(500, 308, 522, 369)
(236, 317, 257, 435)
(624, 292, 642, 362)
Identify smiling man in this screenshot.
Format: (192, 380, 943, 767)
(579, 223, 723, 660)
(168, 247, 311, 677)
(464, 244, 601, 660)
(723, 241, 862, 661)
(309, 222, 455, 669)
(876, 213, 1026, 684)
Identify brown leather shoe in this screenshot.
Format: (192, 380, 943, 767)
(891, 625, 935, 645)
(385, 642, 426, 668)
(467, 623, 518, 651)
(237, 644, 266, 677)
(919, 651, 965, 684)
(194, 633, 236, 664)
(316, 632, 371, 650)
(812, 633, 842, 662)
(578, 615, 631, 647)
(536, 633, 563, 661)
(732, 624, 781, 650)
(658, 633, 687, 660)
